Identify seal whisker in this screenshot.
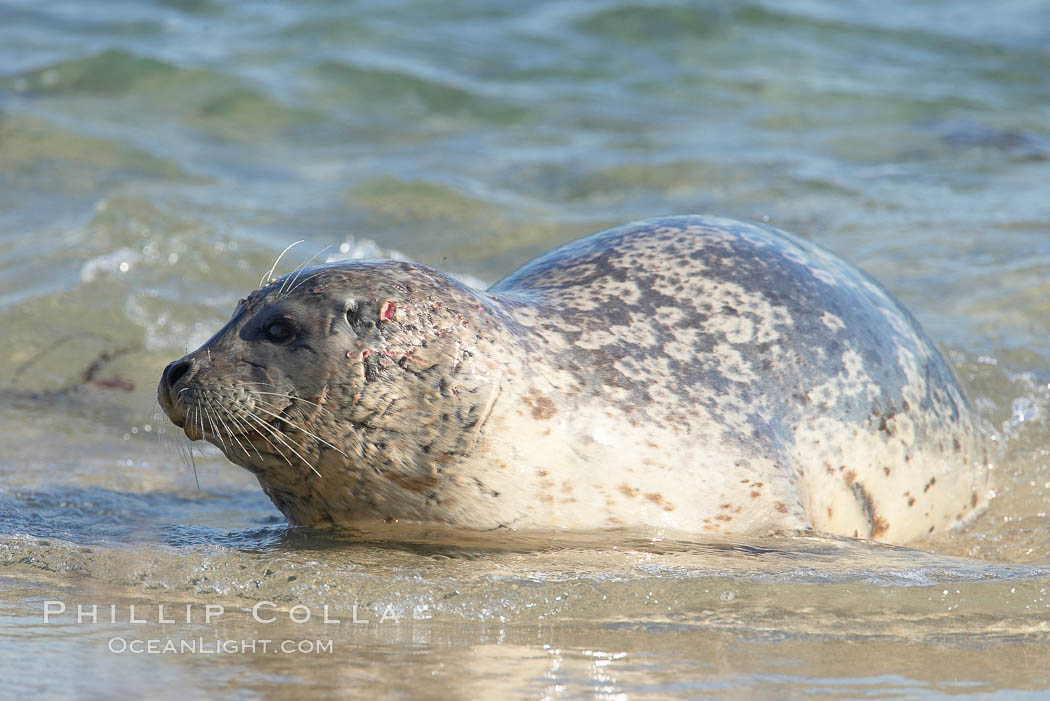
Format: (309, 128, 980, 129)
(302, 384, 330, 431)
(156, 397, 199, 482)
(240, 409, 322, 477)
(212, 380, 338, 416)
(278, 269, 329, 304)
(212, 404, 253, 459)
(188, 438, 200, 490)
(263, 240, 305, 289)
(231, 412, 271, 460)
(203, 406, 229, 456)
(277, 247, 329, 299)
(281, 247, 333, 301)
(248, 390, 336, 414)
(283, 268, 331, 301)
(249, 403, 347, 457)
(216, 405, 265, 460)
(195, 398, 206, 444)
(238, 382, 328, 401)
(237, 411, 296, 469)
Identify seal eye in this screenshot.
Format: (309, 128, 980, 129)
(263, 318, 296, 344)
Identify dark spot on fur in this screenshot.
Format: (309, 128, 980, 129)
(878, 416, 894, 436)
(523, 389, 558, 420)
(385, 472, 440, 493)
(850, 481, 889, 538)
(873, 518, 890, 538)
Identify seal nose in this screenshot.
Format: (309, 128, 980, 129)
(162, 359, 193, 394)
(159, 357, 199, 429)
(165, 359, 192, 387)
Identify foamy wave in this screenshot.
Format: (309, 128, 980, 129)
(79, 247, 141, 283)
(323, 237, 409, 263)
(323, 237, 489, 290)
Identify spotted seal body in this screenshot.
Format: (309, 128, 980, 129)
(158, 216, 989, 544)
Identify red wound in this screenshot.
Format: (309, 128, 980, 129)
(379, 300, 396, 322)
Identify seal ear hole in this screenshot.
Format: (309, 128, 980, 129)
(345, 301, 372, 336)
(345, 302, 362, 328)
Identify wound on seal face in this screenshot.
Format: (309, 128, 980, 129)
(157, 215, 990, 544)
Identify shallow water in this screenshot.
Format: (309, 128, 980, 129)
(1, 0, 1049, 698)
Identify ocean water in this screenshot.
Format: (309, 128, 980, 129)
(1, 0, 1049, 698)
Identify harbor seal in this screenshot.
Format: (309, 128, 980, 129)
(158, 216, 989, 544)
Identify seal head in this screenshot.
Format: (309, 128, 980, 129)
(159, 260, 516, 525)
